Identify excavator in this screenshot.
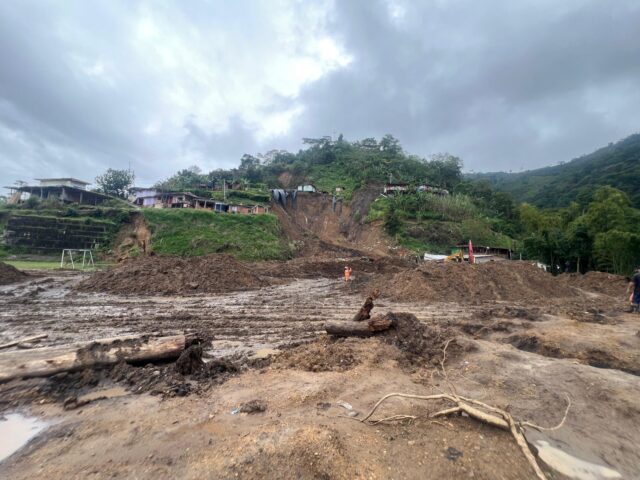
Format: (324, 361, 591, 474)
(445, 251, 465, 263)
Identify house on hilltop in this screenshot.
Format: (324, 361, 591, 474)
(297, 184, 317, 193)
(383, 183, 408, 195)
(129, 188, 269, 214)
(4, 178, 114, 206)
(129, 189, 215, 209)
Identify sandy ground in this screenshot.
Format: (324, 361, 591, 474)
(1, 268, 640, 479)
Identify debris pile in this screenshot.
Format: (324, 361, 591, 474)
(0, 261, 28, 286)
(558, 271, 629, 297)
(76, 254, 268, 295)
(380, 312, 459, 362)
(366, 261, 581, 303)
(275, 337, 363, 372)
(254, 256, 408, 280)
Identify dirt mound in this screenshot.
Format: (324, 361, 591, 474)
(381, 312, 461, 363)
(559, 271, 629, 297)
(76, 254, 268, 295)
(255, 256, 410, 280)
(275, 337, 365, 372)
(0, 261, 28, 285)
(367, 261, 580, 303)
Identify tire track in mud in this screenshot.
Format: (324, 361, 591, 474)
(0, 274, 473, 357)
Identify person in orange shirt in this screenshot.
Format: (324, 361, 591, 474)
(344, 266, 352, 282)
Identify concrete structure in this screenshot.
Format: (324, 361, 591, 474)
(35, 178, 89, 189)
(129, 188, 268, 214)
(3, 214, 114, 253)
(383, 183, 408, 195)
(297, 184, 317, 193)
(417, 184, 449, 196)
(5, 178, 114, 206)
(251, 205, 270, 214)
(129, 189, 215, 209)
(454, 244, 513, 262)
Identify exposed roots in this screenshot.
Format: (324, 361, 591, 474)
(350, 344, 572, 480)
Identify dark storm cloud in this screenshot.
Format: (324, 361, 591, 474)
(1, 0, 639, 190)
(292, 0, 640, 171)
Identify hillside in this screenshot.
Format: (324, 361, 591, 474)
(471, 133, 640, 208)
(153, 135, 517, 255)
(141, 209, 290, 260)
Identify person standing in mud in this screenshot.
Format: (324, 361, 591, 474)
(627, 266, 640, 313)
(344, 265, 352, 282)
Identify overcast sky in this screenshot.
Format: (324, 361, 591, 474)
(1, 0, 639, 188)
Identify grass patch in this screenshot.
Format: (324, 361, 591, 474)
(4, 260, 111, 271)
(142, 209, 290, 260)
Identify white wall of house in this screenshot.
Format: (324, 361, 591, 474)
(38, 179, 88, 189)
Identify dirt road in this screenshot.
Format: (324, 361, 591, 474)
(1, 266, 639, 479)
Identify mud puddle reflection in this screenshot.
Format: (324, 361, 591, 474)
(0, 413, 47, 462)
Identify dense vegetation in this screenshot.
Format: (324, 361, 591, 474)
(141, 209, 290, 260)
(518, 187, 640, 274)
(471, 133, 640, 208)
(367, 193, 514, 254)
(155, 135, 463, 199)
(153, 135, 514, 255)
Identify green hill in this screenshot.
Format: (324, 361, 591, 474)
(470, 133, 640, 208)
(154, 135, 516, 254)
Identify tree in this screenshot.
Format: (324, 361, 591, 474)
(380, 134, 403, 156)
(425, 153, 463, 189)
(95, 169, 135, 198)
(239, 154, 260, 171)
(155, 166, 206, 191)
(384, 204, 402, 235)
(563, 220, 592, 273)
(584, 186, 633, 234)
(593, 230, 640, 274)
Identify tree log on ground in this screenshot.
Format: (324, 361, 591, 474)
(326, 313, 395, 337)
(0, 334, 196, 383)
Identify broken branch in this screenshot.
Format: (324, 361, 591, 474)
(0, 334, 48, 350)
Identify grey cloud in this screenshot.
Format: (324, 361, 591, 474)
(292, 0, 640, 171)
(1, 0, 639, 189)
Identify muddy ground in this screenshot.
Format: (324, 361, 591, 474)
(1, 260, 639, 479)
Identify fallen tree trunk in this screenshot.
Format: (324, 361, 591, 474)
(0, 334, 195, 383)
(326, 314, 395, 337)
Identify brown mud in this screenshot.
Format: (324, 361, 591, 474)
(0, 261, 29, 285)
(1, 261, 639, 479)
(76, 254, 268, 295)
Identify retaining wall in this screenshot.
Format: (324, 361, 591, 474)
(2, 215, 115, 253)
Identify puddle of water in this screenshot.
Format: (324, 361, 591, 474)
(535, 440, 622, 480)
(250, 348, 281, 360)
(0, 413, 47, 462)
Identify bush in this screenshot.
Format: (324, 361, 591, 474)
(24, 196, 40, 209)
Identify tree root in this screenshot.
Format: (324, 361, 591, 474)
(350, 344, 572, 480)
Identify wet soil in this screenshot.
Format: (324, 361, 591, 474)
(0, 261, 29, 286)
(363, 261, 606, 303)
(1, 264, 639, 479)
(76, 254, 268, 295)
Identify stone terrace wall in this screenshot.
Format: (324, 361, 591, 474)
(3, 215, 116, 253)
